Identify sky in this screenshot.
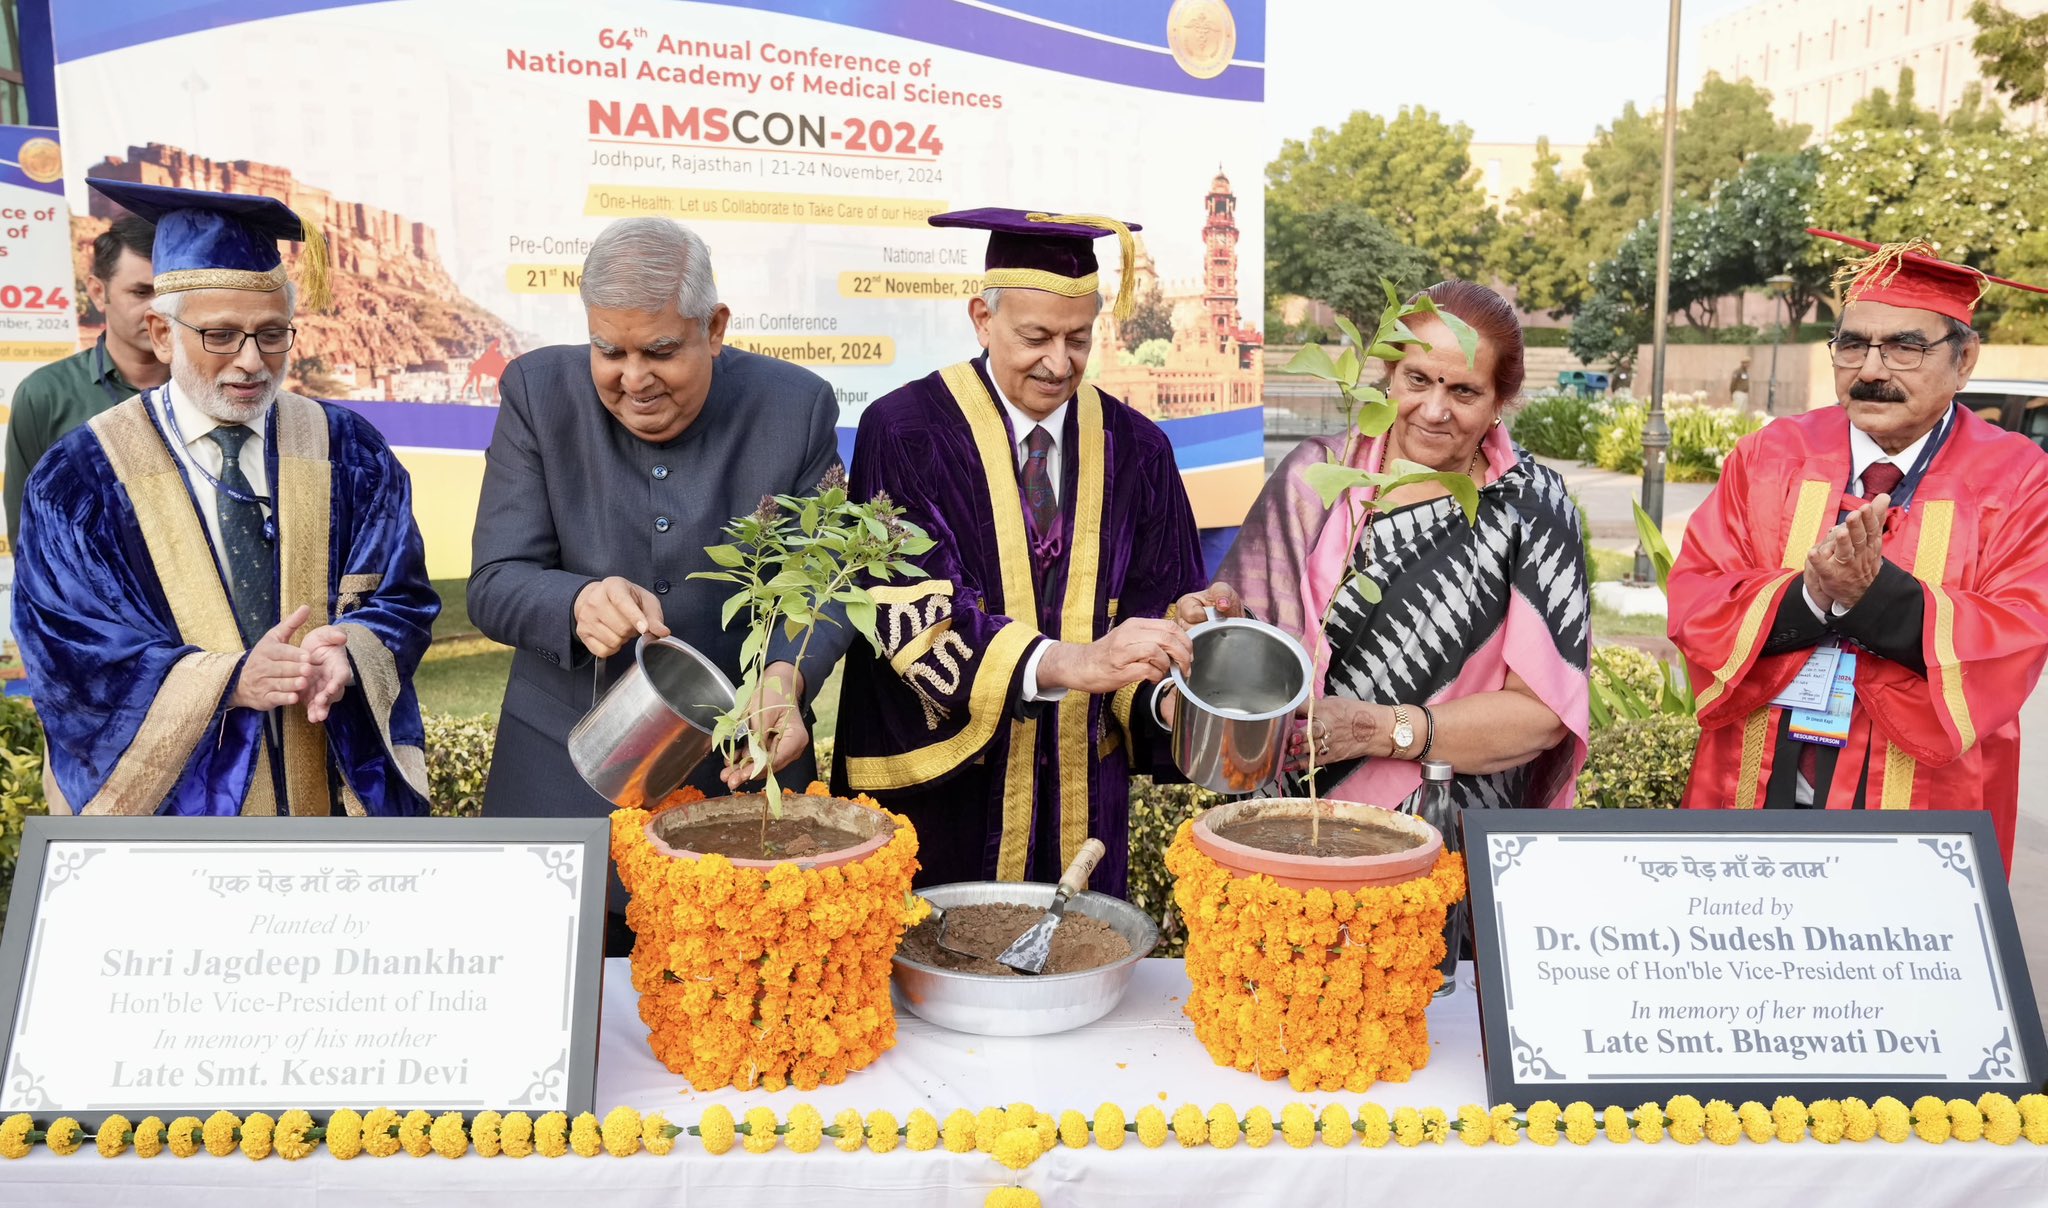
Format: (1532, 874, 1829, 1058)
(1264, 0, 1764, 155)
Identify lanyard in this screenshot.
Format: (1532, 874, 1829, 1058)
(150, 386, 278, 543)
(1857, 402, 1954, 516)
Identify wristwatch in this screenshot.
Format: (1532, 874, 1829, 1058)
(1389, 705, 1416, 757)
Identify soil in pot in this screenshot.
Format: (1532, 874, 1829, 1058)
(1213, 815, 1424, 859)
(655, 814, 867, 861)
(899, 903, 1131, 975)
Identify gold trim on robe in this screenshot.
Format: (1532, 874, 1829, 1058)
(275, 394, 334, 816)
(1056, 386, 1108, 867)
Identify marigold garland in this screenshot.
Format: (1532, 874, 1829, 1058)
(47, 1117, 83, 1157)
(611, 783, 925, 1093)
(473, 1110, 505, 1158)
(96, 1114, 131, 1159)
(133, 1116, 165, 1160)
(239, 1112, 276, 1161)
(399, 1109, 434, 1158)
(1167, 824, 1466, 1092)
(275, 1110, 318, 1161)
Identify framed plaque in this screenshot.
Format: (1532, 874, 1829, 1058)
(1463, 809, 2046, 1107)
(0, 816, 608, 1127)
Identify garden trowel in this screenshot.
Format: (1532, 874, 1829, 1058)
(996, 839, 1106, 975)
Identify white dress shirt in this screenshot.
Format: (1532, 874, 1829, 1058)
(987, 370, 1072, 702)
(1800, 419, 1937, 621)
(155, 380, 273, 560)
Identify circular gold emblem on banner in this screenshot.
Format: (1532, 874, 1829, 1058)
(17, 137, 61, 184)
(1167, 0, 1236, 81)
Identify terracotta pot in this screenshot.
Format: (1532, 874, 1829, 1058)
(1190, 797, 1442, 892)
(643, 791, 898, 870)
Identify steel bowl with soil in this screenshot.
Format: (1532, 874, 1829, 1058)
(891, 882, 1160, 1037)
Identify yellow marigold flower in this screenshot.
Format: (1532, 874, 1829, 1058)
(830, 1108, 864, 1154)
(1485, 1104, 1517, 1146)
(1871, 1097, 1911, 1144)
(786, 1105, 824, 1155)
(905, 1109, 940, 1152)
(1630, 1101, 1662, 1144)
(699, 1106, 737, 1155)
(1136, 1106, 1169, 1149)
(1949, 1099, 1984, 1143)
(1420, 1107, 1450, 1146)
(1458, 1104, 1491, 1147)
(1562, 1102, 1598, 1146)
(984, 1189, 1042, 1208)
(1282, 1104, 1318, 1149)
(974, 1106, 1007, 1153)
(1004, 1102, 1036, 1132)
(1770, 1096, 1806, 1144)
(1808, 1100, 1846, 1145)
(641, 1112, 674, 1157)
(943, 1108, 978, 1153)
(500, 1111, 535, 1159)
(569, 1111, 602, 1158)
(97, 1114, 132, 1158)
(239, 1112, 275, 1161)
(1057, 1110, 1090, 1150)
(1599, 1105, 1629, 1145)
(1095, 1104, 1127, 1151)
(1911, 1096, 1950, 1145)
(0, 1114, 31, 1160)
(1031, 1112, 1056, 1151)
(202, 1111, 241, 1157)
(598, 1107, 641, 1158)
(535, 1111, 571, 1158)
(133, 1116, 166, 1160)
(1738, 1101, 1773, 1144)
(1243, 1105, 1275, 1148)
(167, 1116, 203, 1159)
(432, 1112, 470, 1159)
(864, 1110, 899, 1155)
(400, 1109, 434, 1158)
(1524, 1101, 1560, 1148)
(741, 1107, 778, 1155)
(1393, 1106, 1426, 1148)
(1169, 1103, 1206, 1148)
(2017, 1093, 2048, 1143)
(1320, 1104, 1353, 1149)
(471, 1111, 504, 1158)
(1704, 1100, 1741, 1146)
(46, 1116, 83, 1157)
(1207, 1105, 1240, 1150)
(993, 1126, 1041, 1171)
(273, 1110, 316, 1162)
(1980, 1094, 2022, 1146)
(1664, 1096, 1704, 1145)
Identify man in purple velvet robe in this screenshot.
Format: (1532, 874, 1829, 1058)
(14, 182, 437, 817)
(832, 209, 1211, 895)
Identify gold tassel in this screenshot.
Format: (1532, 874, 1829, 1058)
(292, 208, 332, 312)
(1028, 212, 1138, 322)
(1832, 237, 1991, 307)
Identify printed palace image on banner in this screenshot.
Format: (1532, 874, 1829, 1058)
(49, 0, 1268, 576)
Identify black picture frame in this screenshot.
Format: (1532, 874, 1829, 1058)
(0, 815, 609, 1128)
(1461, 808, 2047, 1107)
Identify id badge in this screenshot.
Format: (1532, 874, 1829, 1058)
(1769, 644, 1840, 711)
(1788, 650, 1857, 747)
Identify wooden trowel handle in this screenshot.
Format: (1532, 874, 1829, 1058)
(1057, 839, 1107, 899)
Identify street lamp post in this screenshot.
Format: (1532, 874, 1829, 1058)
(1764, 273, 1794, 416)
(1635, 0, 1682, 587)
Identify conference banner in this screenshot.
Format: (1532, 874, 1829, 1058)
(49, 1, 1268, 577)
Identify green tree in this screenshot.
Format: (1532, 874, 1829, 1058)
(1712, 151, 1830, 329)
(1493, 137, 1596, 317)
(1268, 203, 1441, 336)
(1971, 1, 2048, 107)
(1675, 73, 1812, 198)
(1946, 82, 2007, 135)
(1120, 337, 1173, 368)
(1811, 125, 2048, 268)
(1837, 66, 1941, 132)
(1266, 106, 1498, 280)
(1119, 285, 1175, 346)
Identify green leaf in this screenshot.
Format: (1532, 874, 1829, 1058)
(846, 598, 879, 649)
(1345, 569, 1381, 605)
(1380, 278, 1401, 311)
(889, 560, 927, 578)
(704, 544, 746, 569)
(1631, 500, 1675, 595)
(800, 501, 820, 536)
(1355, 396, 1398, 437)
(687, 570, 741, 585)
(1587, 682, 1613, 728)
(720, 592, 749, 629)
(1367, 343, 1406, 361)
(1282, 342, 1341, 382)
(1427, 301, 1482, 368)
(1300, 461, 1374, 507)
(763, 771, 784, 820)
(1332, 314, 1366, 355)
(1332, 345, 1360, 387)
(739, 629, 765, 669)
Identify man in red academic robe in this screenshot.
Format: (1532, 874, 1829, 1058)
(832, 209, 1220, 894)
(1669, 229, 2048, 869)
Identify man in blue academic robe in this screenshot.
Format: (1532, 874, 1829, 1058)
(14, 181, 437, 817)
(832, 209, 1214, 895)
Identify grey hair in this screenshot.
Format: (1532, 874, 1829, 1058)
(580, 218, 719, 319)
(150, 282, 299, 320)
(1942, 315, 1979, 365)
(979, 287, 1104, 316)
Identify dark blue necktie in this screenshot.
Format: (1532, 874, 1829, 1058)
(208, 424, 276, 649)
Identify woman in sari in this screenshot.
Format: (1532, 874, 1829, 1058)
(1214, 280, 1590, 812)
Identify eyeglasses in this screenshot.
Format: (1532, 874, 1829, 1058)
(168, 315, 296, 356)
(1828, 334, 1954, 371)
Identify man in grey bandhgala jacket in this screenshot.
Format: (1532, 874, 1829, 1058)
(470, 217, 848, 954)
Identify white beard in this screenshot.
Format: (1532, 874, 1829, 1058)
(173, 357, 277, 425)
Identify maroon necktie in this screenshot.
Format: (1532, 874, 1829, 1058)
(1021, 425, 1059, 550)
(1799, 460, 1906, 798)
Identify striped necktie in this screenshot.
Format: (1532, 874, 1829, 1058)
(208, 424, 277, 649)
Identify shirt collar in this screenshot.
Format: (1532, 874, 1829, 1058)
(1847, 408, 1942, 481)
(982, 358, 1068, 452)
(90, 333, 133, 389)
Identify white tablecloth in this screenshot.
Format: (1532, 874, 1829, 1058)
(6, 960, 2044, 1207)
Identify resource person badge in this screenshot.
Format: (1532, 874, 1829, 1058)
(1167, 0, 1236, 81)
(16, 137, 61, 184)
